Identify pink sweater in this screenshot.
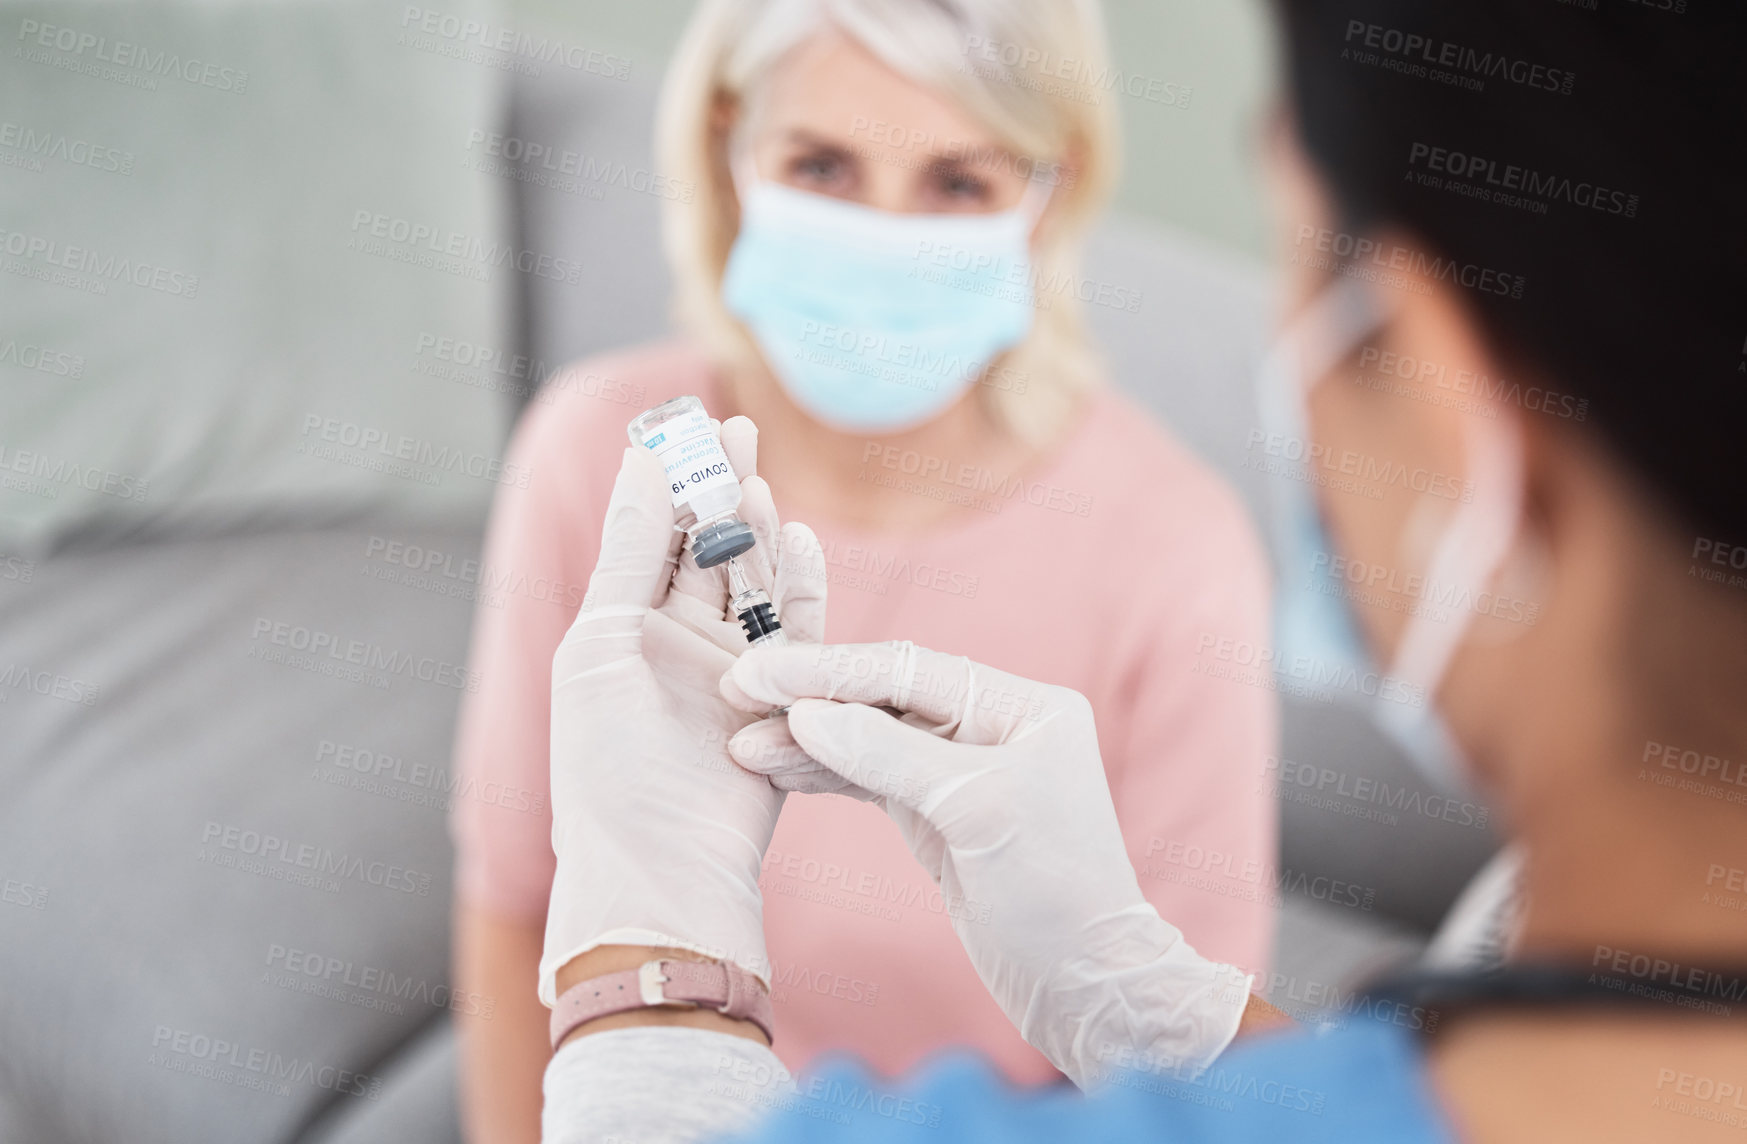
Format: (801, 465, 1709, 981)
(451, 341, 1277, 1083)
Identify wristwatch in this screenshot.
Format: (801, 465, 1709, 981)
(549, 958, 774, 1050)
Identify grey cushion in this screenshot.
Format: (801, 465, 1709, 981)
(0, 0, 512, 555)
(507, 51, 673, 399)
(0, 525, 478, 1144)
(300, 1016, 460, 1144)
(1263, 892, 1426, 1024)
(1275, 702, 1499, 934)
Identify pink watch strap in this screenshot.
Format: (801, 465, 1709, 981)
(549, 958, 774, 1050)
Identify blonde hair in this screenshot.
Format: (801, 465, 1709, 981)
(656, 0, 1121, 445)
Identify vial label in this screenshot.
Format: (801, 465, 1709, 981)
(639, 408, 737, 508)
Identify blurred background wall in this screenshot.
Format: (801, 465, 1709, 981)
(515, 0, 1280, 260)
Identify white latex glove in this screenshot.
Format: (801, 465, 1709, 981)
(719, 642, 1253, 1088)
(538, 418, 826, 1007)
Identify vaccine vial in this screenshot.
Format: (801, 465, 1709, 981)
(626, 396, 757, 569)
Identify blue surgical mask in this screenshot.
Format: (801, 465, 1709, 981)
(722, 171, 1047, 434)
(1257, 280, 1527, 796)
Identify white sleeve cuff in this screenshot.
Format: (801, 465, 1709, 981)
(543, 1026, 793, 1144)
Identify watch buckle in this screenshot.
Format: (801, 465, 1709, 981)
(638, 959, 697, 1009)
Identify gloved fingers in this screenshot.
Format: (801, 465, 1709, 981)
(665, 544, 723, 615)
(733, 475, 781, 596)
(661, 516, 687, 592)
(720, 415, 758, 478)
(723, 715, 812, 774)
(570, 448, 679, 626)
(642, 608, 741, 697)
(782, 697, 960, 812)
(726, 714, 877, 800)
(720, 642, 957, 723)
(888, 802, 948, 885)
(715, 414, 768, 590)
(770, 769, 857, 796)
(771, 522, 827, 644)
(724, 641, 1048, 743)
(659, 589, 747, 655)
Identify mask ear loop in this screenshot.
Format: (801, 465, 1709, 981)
(1287, 277, 1393, 404)
(1255, 277, 1392, 498)
(1386, 411, 1527, 695)
(1289, 276, 1525, 698)
(1368, 413, 1524, 796)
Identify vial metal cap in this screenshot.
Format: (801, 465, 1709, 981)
(690, 519, 756, 568)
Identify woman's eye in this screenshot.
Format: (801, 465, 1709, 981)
(931, 168, 991, 204)
(790, 152, 848, 186)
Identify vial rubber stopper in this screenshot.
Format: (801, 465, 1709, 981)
(690, 519, 757, 569)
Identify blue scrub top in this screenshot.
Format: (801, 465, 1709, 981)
(725, 1017, 1458, 1144)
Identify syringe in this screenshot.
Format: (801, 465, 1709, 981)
(726, 556, 788, 717)
(726, 557, 908, 726)
(726, 556, 786, 649)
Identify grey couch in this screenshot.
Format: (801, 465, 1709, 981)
(0, 18, 1496, 1144)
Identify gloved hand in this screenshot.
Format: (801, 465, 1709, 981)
(538, 418, 826, 1007)
(720, 642, 1253, 1088)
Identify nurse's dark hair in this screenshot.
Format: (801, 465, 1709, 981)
(1273, 0, 1747, 547)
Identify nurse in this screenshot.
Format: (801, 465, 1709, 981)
(537, 0, 1747, 1139)
(451, 0, 1277, 1139)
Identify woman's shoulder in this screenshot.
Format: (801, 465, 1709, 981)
(1061, 387, 1265, 566)
(513, 339, 719, 473)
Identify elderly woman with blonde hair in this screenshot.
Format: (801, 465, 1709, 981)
(449, 1, 1275, 1139)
